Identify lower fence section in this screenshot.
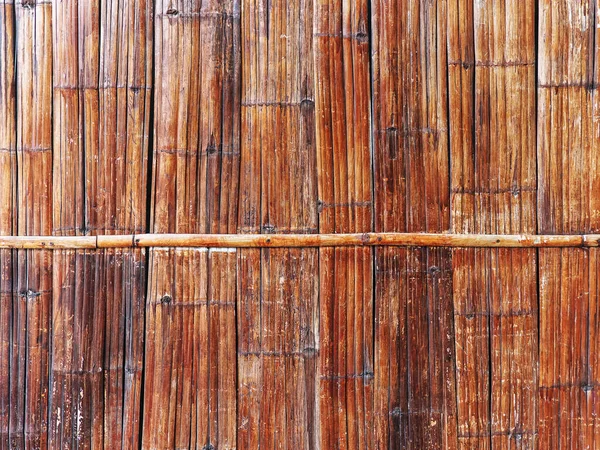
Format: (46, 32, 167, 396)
(0, 246, 598, 448)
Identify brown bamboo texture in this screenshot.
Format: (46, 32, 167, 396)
(0, 0, 599, 449)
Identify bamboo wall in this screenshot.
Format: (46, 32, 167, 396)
(0, 0, 598, 449)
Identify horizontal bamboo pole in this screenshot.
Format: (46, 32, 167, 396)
(0, 233, 598, 249)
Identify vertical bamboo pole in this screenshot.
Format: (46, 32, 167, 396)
(448, 1, 538, 448)
(313, 0, 373, 447)
(238, 0, 318, 446)
(14, 2, 53, 448)
(537, 1, 600, 447)
(371, 0, 457, 448)
(0, 1, 15, 447)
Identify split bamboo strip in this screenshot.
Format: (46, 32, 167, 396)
(51, 4, 93, 447)
(448, 0, 538, 448)
(538, 1, 600, 447)
(314, 0, 373, 446)
(372, 0, 458, 447)
(0, 1, 15, 447)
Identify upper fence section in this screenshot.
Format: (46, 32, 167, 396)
(1, 0, 598, 238)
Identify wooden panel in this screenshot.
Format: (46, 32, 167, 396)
(538, 248, 600, 448)
(238, 0, 317, 235)
(538, 0, 600, 235)
(448, 1, 538, 448)
(151, 0, 241, 234)
(314, 0, 373, 448)
(53, 0, 152, 236)
(372, 0, 450, 235)
(237, 248, 319, 449)
(374, 247, 456, 450)
(537, 0, 600, 447)
(50, 1, 151, 448)
(449, 0, 536, 236)
(50, 249, 145, 448)
(319, 246, 373, 450)
(142, 248, 236, 449)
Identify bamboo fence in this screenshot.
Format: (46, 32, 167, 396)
(0, 0, 598, 448)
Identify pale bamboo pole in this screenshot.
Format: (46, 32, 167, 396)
(0, 233, 597, 249)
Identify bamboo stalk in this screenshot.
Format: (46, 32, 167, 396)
(0, 233, 595, 248)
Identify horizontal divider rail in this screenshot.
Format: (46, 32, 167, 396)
(0, 233, 597, 249)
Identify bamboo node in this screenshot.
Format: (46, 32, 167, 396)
(303, 347, 317, 356)
(428, 266, 441, 276)
(300, 98, 315, 108)
(19, 289, 41, 299)
(390, 407, 403, 417)
(262, 223, 276, 233)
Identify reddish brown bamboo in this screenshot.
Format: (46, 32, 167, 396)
(0, 0, 599, 448)
(537, 1, 600, 447)
(448, 0, 538, 447)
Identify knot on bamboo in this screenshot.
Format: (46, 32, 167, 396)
(165, 8, 179, 17)
(160, 294, 172, 304)
(21, 0, 35, 9)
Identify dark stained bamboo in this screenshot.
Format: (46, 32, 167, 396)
(449, 0, 538, 448)
(50, 1, 151, 448)
(538, 1, 600, 447)
(314, 0, 373, 446)
(372, 0, 457, 448)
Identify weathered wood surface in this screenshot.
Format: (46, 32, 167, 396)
(0, 0, 598, 449)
